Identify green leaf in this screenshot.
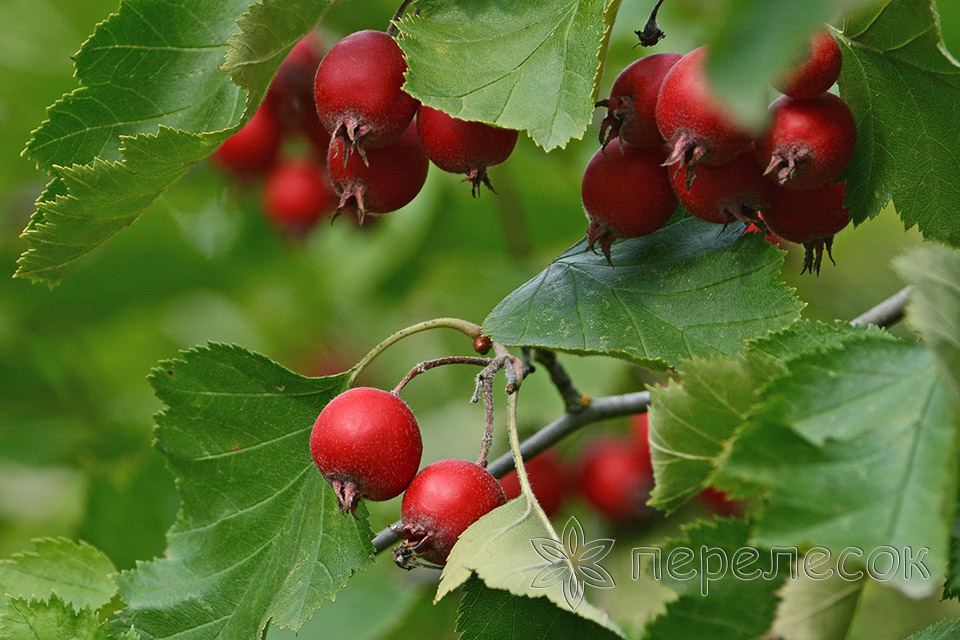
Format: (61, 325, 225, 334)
(904, 618, 960, 640)
(726, 336, 960, 597)
(483, 217, 802, 370)
(115, 344, 373, 640)
(838, 0, 960, 245)
(456, 578, 620, 640)
(398, 0, 621, 151)
(0, 539, 117, 616)
(645, 518, 783, 640)
(17, 0, 333, 286)
(0, 595, 128, 640)
(437, 497, 622, 636)
(770, 573, 865, 640)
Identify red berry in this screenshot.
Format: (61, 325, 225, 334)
(581, 139, 678, 262)
(776, 30, 842, 100)
(763, 181, 850, 275)
(473, 335, 492, 355)
(698, 486, 743, 517)
(656, 47, 755, 181)
(268, 33, 325, 134)
(327, 122, 429, 220)
(597, 53, 682, 150)
(262, 158, 338, 233)
(212, 103, 281, 176)
(310, 387, 422, 516)
(578, 439, 653, 523)
(670, 149, 769, 227)
(396, 459, 506, 567)
(314, 30, 420, 159)
(630, 413, 653, 476)
(499, 450, 567, 517)
(416, 106, 519, 196)
(756, 93, 857, 191)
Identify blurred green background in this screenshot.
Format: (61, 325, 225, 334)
(0, 0, 957, 638)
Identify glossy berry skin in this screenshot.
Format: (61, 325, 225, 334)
(310, 387, 422, 516)
(656, 47, 755, 179)
(776, 30, 842, 100)
(597, 53, 682, 150)
(670, 149, 769, 227)
(417, 105, 519, 196)
(630, 413, 653, 476)
(763, 181, 850, 275)
(698, 486, 743, 517)
(262, 158, 338, 233)
(314, 30, 419, 155)
(327, 122, 429, 220)
(212, 104, 281, 175)
(578, 439, 653, 523)
(499, 450, 567, 517)
(581, 139, 677, 262)
(473, 335, 492, 355)
(396, 459, 506, 566)
(756, 93, 857, 191)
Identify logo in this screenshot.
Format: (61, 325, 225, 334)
(530, 516, 616, 609)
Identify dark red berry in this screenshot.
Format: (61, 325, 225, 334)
(756, 93, 857, 191)
(581, 139, 677, 262)
(314, 30, 420, 160)
(395, 459, 506, 567)
(262, 157, 338, 233)
(473, 335, 492, 355)
(268, 33, 325, 135)
(630, 413, 653, 477)
(698, 486, 743, 517)
(499, 450, 567, 517)
(327, 122, 429, 221)
(578, 439, 653, 523)
(310, 387, 422, 516)
(670, 149, 769, 228)
(597, 53, 682, 150)
(656, 47, 755, 184)
(763, 181, 850, 275)
(416, 105, 519, 196)
(212, 103, 281, 175)
(776, 30, 842, 100)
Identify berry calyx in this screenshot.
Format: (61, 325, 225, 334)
(416, 106, 519, 196)
(581, 139, 678, 262)
(314, 30, 420, 161)
(473, 335, 492, 355)
(310, 387, 422, 516)
(775, 30, 843, 100)
(327, 122, 429, 221)
(762, 181, 850, 275)
(499, 450, 567, 517)
(756, 93, 857, 191)
(395, 459, 506, 567)
(597, 53, 682, 150)
(670, 149, 769, 229)
(656, 47, 756, 185)
(212, 103, 282, 176)
(262, 158, 338, 234)
(578, 438, 653, 523)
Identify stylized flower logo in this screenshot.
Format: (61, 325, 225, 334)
(529, 516, 616, 609)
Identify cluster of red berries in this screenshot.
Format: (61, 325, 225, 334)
(310, 386, 506, 568)
(584, 30, 856, 274)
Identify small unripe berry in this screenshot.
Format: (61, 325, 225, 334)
(597, 53, 682, 150)
(473, 335, 492, 355)
(212, 104, 281, 176)
(775, 30, 843, 100)
(262, 158, 338, 233)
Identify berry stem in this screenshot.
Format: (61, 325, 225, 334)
(635, 0, 666, 47)
(471, 342, 522, 467)
(392, 356, 493, 395)
(348, 317, 483, 387)
(386, 0, 416, 37)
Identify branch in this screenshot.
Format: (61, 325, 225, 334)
(533, 349, 588, 413)
(850, 286, 912, 328)
(371, 390, 651, 553)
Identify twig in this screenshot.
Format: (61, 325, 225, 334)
(470, 342, 523, 466)
(850, 286, 913, 328)
(635, 0, 666, 47)
(386, 0, 416, 37)
(533, 349, 588, 413)
(393, 356, 492, 395)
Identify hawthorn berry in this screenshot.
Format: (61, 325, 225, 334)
(310, 387, 422, 516)
(756, 93, 857, 191)
(212, 103, 282, 176)
(499, 450, 567, 517)
(775, 30, 843, 100)
(314, 30, 419, 160)
(630, 413, 653, 476)
(327, 122, 429, 221)
(578, 438, 653, 523)
(395, 459, 506, 567)
(656, 47, 756, 185)
(268, 33, 325, 135)
(670, 149, 769, 228)
(597, 53, 682, 150)
(416, 106, 519, 196)
(261, 158, 338, 233)
(698, 486, 743, 517)
(762, 181, 850, 275)
(581, 139, 677, 262)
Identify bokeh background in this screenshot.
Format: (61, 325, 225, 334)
(0, 1, 957, 637)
